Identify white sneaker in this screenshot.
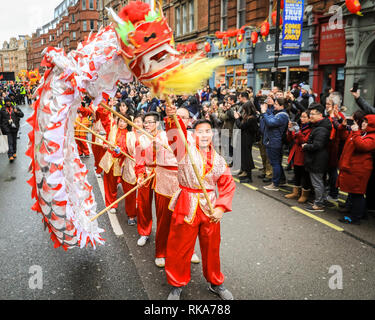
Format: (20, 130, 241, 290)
(191, 253, 200, 264)
(155, 257, 165, 268)
(109, 208, 116, 214)
(137, 236, 149, 247)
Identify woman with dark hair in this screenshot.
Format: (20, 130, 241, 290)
(337, 113, 375, 224)
(99, 113, 137, 224)
(234, 99, 259, 183)
(284, 111, 312, 203)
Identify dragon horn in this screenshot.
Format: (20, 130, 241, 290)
(106, 7, 124, 28)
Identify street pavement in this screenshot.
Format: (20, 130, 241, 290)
(0, 103, 375, 300)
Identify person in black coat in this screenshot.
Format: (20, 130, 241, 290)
(233, 98, 259, 183)
(302, 103, 332, 212)
(0, 97, 24, 162)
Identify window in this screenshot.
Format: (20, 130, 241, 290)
(90, 20, 95, 30)
(72, 14, 75, 23)
(182, 3, 187, 34)
(189, 0, 194, 33)
(89, 0, 94, 9)
(175, 7, 181, 36)
(82, 0, 86, 10)
(83, 20, 87, 31)
(237, 0, 246, 28)
(72, 31, 76, 40)
(221, 0, 228, 31)
(65, 23, 69, 31)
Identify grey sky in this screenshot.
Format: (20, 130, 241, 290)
(0, 0, 63, 43)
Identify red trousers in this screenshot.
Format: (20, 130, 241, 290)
(155, 193, 173, 258)
(92, 137, 105, 174)
(75, 138, 90, 156)
(165, 207, 224, 287)
(103, 167, 136, 218)
(136, 177, 155, 236)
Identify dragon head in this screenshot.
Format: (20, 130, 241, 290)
(108, 1, 180, 92)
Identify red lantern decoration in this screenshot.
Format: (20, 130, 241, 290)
(215, 31, 225, 39)
(223, 37, 229, 46)
(280, 0, 284, 10)
(272, 11, 283, 26)
(260, 21, 270, 39)
(251, 31, 258, 46)
(204, 42, 211, 53)
(236, 33, 244, 43)
(228, 29, 238, 37)
(345, 0, 363, 16)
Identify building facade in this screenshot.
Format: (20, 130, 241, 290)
(0, 36, 31, 77)
(29, 0, 102, 71)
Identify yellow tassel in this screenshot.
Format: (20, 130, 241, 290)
(157, 57, 225, 95)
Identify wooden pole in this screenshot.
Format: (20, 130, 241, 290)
(75, 137, 103, 147)
(164, 96, 215, 216)
(99, 101, 172, 151)
(75, 121, 135, 162)
(90, 173, 156, 222)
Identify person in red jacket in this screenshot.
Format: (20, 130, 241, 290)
(285, 111, 312, 203)
(337, 114, 375, 224)
(164, 103, 236, 301)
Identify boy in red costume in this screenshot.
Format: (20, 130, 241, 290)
(164, 103, 236, 300)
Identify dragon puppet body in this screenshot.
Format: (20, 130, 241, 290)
(26, 1, 224, 250)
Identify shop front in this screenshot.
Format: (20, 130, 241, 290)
(206, 29, 254, 90)
(253, 26, 311, 93)
(344, 1, 375, 112)
(311, 18, 347, 102)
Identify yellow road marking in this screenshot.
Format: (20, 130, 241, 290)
(291, 206, 344, 232)
(243, 183, 258, 191)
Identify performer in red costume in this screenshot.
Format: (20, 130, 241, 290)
(92, 100, 113, 176)
(134, 112, 160, 247)
(99, 115, 137, 222)
(137, 106, 200, 267)
(164, 103, 236, 301)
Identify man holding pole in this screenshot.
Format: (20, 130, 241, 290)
(164, 103, 236, 301)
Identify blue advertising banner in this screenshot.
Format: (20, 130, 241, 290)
(281, 0, 305, 55)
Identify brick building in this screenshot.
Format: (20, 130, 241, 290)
(0, 36, 31, 77)
(29, 0, 102, 71)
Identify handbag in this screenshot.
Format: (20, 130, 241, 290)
(0, 130, 9, 154)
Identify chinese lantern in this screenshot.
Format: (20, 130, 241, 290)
(204, 42, 211, 53)
(223, 37, 229, 46)
(272, 11, 283, 26)
(251, 31, 258, 47)
(345, 0, 363, 16)
(215, 31, 225, 39)
(280, 0, 284, 10)
(236, 29, 244, 43)
(260, 21, 270, 40)
(228, 29, 238, 37)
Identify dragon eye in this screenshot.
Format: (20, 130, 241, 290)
(144, 33, 157, 42)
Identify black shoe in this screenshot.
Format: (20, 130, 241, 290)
(263, 177, 272, 183)
(240, 176, 253, 184)
(279, 179, 287, 186)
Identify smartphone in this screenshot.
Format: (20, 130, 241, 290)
(351, 83, 359, 92)
(347, 119, 354, 126)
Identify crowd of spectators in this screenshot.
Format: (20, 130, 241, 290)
(107, 81, 375, 226)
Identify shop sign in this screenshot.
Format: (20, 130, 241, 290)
(282, 0, 305, 55)
(299, 52, 311, 66)
(319, 22, 346, 65)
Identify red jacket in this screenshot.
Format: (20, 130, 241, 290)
(287, 125, 312, 166)
(337, 115, 375, 194)
(328, 113, 346, 168)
